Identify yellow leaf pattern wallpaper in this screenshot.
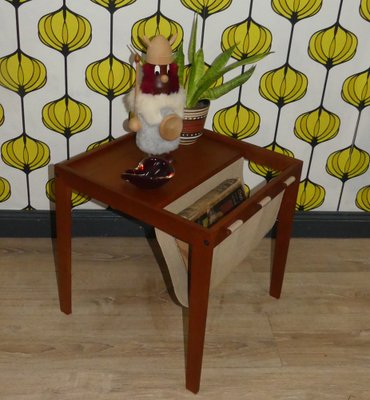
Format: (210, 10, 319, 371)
(0, 0, 369, 212)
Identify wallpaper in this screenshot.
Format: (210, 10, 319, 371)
(0, 0, 369, 212)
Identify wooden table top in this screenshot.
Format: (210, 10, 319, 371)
(56, 131, 243, 210)
(55, 130, 302, 244)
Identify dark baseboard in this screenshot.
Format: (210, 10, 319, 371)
(0, 209, 151, 238)
(0, 210, 369, 238)
(291, 211, 370, 238)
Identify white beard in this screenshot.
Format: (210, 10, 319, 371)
(126, 88, 185, 155)
(127, 88, 185, 124)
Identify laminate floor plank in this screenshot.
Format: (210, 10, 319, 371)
(0, 237, 369, 399)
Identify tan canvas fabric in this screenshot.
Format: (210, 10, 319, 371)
(155, 159, 285, 307)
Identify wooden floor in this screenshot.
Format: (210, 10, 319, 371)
(0, 237, 370, 400)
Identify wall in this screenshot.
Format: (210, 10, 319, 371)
(0, 0, 369, 212)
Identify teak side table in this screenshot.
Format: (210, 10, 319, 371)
(55, 130, 302, 393)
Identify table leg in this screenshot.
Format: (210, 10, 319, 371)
(55, 173, 72, 314)
(186, 240, 213, 393)
(269, 177, 300, 298)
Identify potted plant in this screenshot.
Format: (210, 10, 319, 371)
(175, 15, 270, 144)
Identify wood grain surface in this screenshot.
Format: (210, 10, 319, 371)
(0, 237, 369, 399)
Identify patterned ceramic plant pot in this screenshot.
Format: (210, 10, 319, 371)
(180, 100, 210, 145)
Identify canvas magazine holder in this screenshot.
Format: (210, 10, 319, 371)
(155, 158, 295, 307)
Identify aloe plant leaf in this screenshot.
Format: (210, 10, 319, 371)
(195, 45, 236, 88)
(182, 13, 270, 107)
(187, 46, 236, 106)
(186, 48, 205, 107)
(188, 14, 198, 65)
(207, 45, 236, 73)
(186, 50, 271, 107)
(174, 42, 185, 87)
(222, 52, 271, 75)
(202, 66, 256, 101)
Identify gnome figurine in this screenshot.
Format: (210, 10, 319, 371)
(127, 34, 185, 155)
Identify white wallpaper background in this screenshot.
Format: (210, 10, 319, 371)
(0, 0, 369, 212)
